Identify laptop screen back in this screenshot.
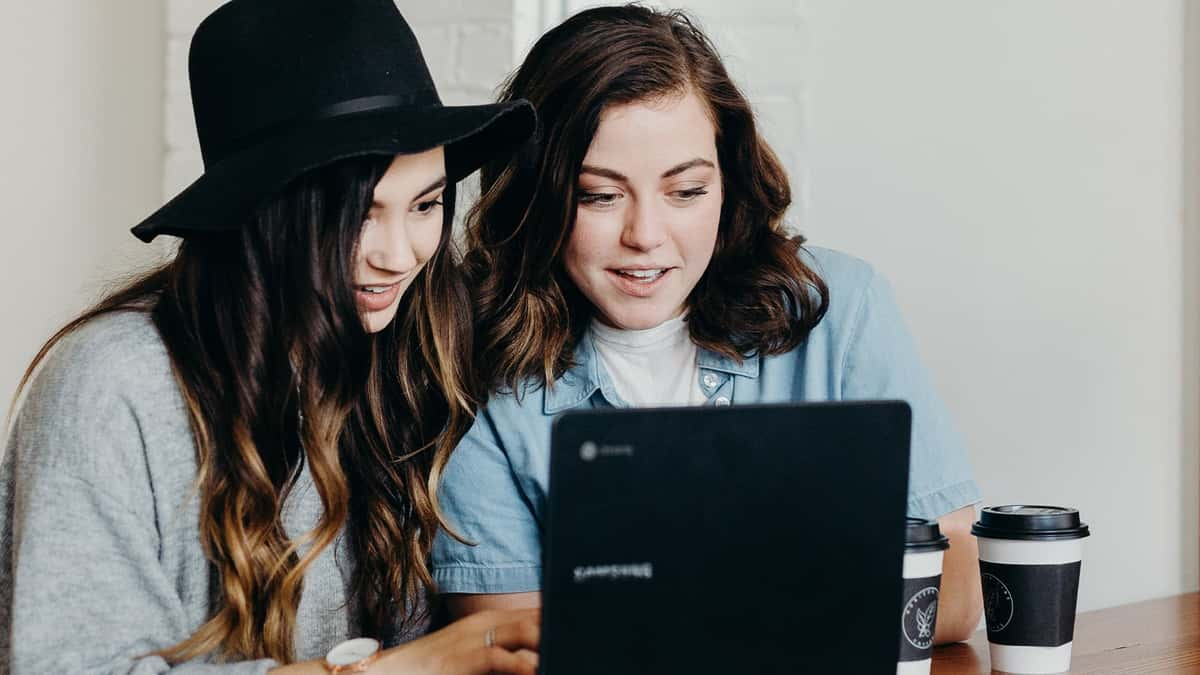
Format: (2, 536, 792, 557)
(542, 401, 912, 674)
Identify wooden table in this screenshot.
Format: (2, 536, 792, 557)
(932, 592, 1199, 673)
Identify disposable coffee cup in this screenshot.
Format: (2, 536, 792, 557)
(897, 517, 949, 675)
(972, 505, 1090, 674)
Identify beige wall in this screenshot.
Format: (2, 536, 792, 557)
(1, 2, 169, 402)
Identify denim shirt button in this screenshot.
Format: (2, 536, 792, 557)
(714, 395, 731, 406)
(702, 373, 719, 390)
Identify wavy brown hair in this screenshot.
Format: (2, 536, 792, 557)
(465, 5, 829, 392)
(10, 155, 475, 663)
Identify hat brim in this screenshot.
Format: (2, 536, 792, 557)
(132, 99, 536, 242)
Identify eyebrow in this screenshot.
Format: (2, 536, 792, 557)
(661, 158, 716, 178)
(414, 176, 447, 200)
(371, 176, 447, 209)
(579, 158, 716, 183)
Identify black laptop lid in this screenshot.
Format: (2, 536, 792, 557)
(542, 401, 912, 675)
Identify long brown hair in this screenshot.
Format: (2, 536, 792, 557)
(465, 5, 829, 393)
(11, 155, 475, 663)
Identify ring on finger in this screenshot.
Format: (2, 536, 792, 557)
(484, 626, 496, 649)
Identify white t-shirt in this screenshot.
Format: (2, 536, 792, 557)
(589, 314, 706, 406)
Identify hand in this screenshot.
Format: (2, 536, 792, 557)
(373, 608, 540, 675)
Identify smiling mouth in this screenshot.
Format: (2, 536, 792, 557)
(611, 268, 669, 282)
(354, 281, 404, 312)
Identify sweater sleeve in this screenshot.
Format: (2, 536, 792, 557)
(0, 315, 278, 674)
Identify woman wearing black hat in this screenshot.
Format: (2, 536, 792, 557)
(1, 1, 538, 673)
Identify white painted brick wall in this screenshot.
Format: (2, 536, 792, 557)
(162, 0, 517, 204)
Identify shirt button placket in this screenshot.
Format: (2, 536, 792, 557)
(701, 371, 732, 406)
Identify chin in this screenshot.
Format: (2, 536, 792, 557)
(364, 308, 400, 334)
(602, 305, 678, 331)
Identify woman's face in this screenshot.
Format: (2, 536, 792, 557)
(564, 90, 723, 331)
(354, 147, 446, 334)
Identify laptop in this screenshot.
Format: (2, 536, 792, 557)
(540, 401, 912, 674)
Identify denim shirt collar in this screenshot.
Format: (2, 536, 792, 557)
(542, 330, 760, 415)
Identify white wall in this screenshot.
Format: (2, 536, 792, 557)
(803, 0, 1198, 612)
(0, 2, 168, 406)
(1184, 0, 1200, 617)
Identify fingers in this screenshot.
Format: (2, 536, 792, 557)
(481, 645, 539, 675)
(514, 648, 538, 666)
(488, 615, 540, 652)
(436, 609, 541, 675)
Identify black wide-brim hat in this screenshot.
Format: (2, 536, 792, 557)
(133, 0, 536, 242)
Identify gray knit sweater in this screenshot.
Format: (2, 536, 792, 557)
(0, 311, 427, 673)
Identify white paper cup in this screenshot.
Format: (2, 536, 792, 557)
(972, 506, 1090, 674)
(897, 518, 949, 675)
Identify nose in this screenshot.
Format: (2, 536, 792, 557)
(364, 217, 418, 274)
(619, 199, 667, 252)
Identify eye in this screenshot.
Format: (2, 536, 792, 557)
(670, 187, 709, 202)
(578, 191, 623, 208)
(412, 197, 444, 215)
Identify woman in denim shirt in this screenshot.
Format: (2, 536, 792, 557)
(434, 5, 984, 643)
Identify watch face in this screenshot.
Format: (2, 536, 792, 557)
(327, 638, 381, 666)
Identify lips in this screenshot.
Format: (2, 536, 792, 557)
(606, 267, 673, 297)
(355, 281, 402, 312)
(613, 268, 667, 281)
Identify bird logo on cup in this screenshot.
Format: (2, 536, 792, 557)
(982, 572, 1014, 632)
(917, 601, 936, 639)
(902, 587, 940, 649)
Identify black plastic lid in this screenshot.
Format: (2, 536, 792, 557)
(905, 517, 950, 552)
(970, 505, 1090, 541)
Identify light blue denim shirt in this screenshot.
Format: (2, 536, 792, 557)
(432, 246, 980, 594)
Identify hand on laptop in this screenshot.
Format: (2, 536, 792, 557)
(374, 608, 540, 675)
